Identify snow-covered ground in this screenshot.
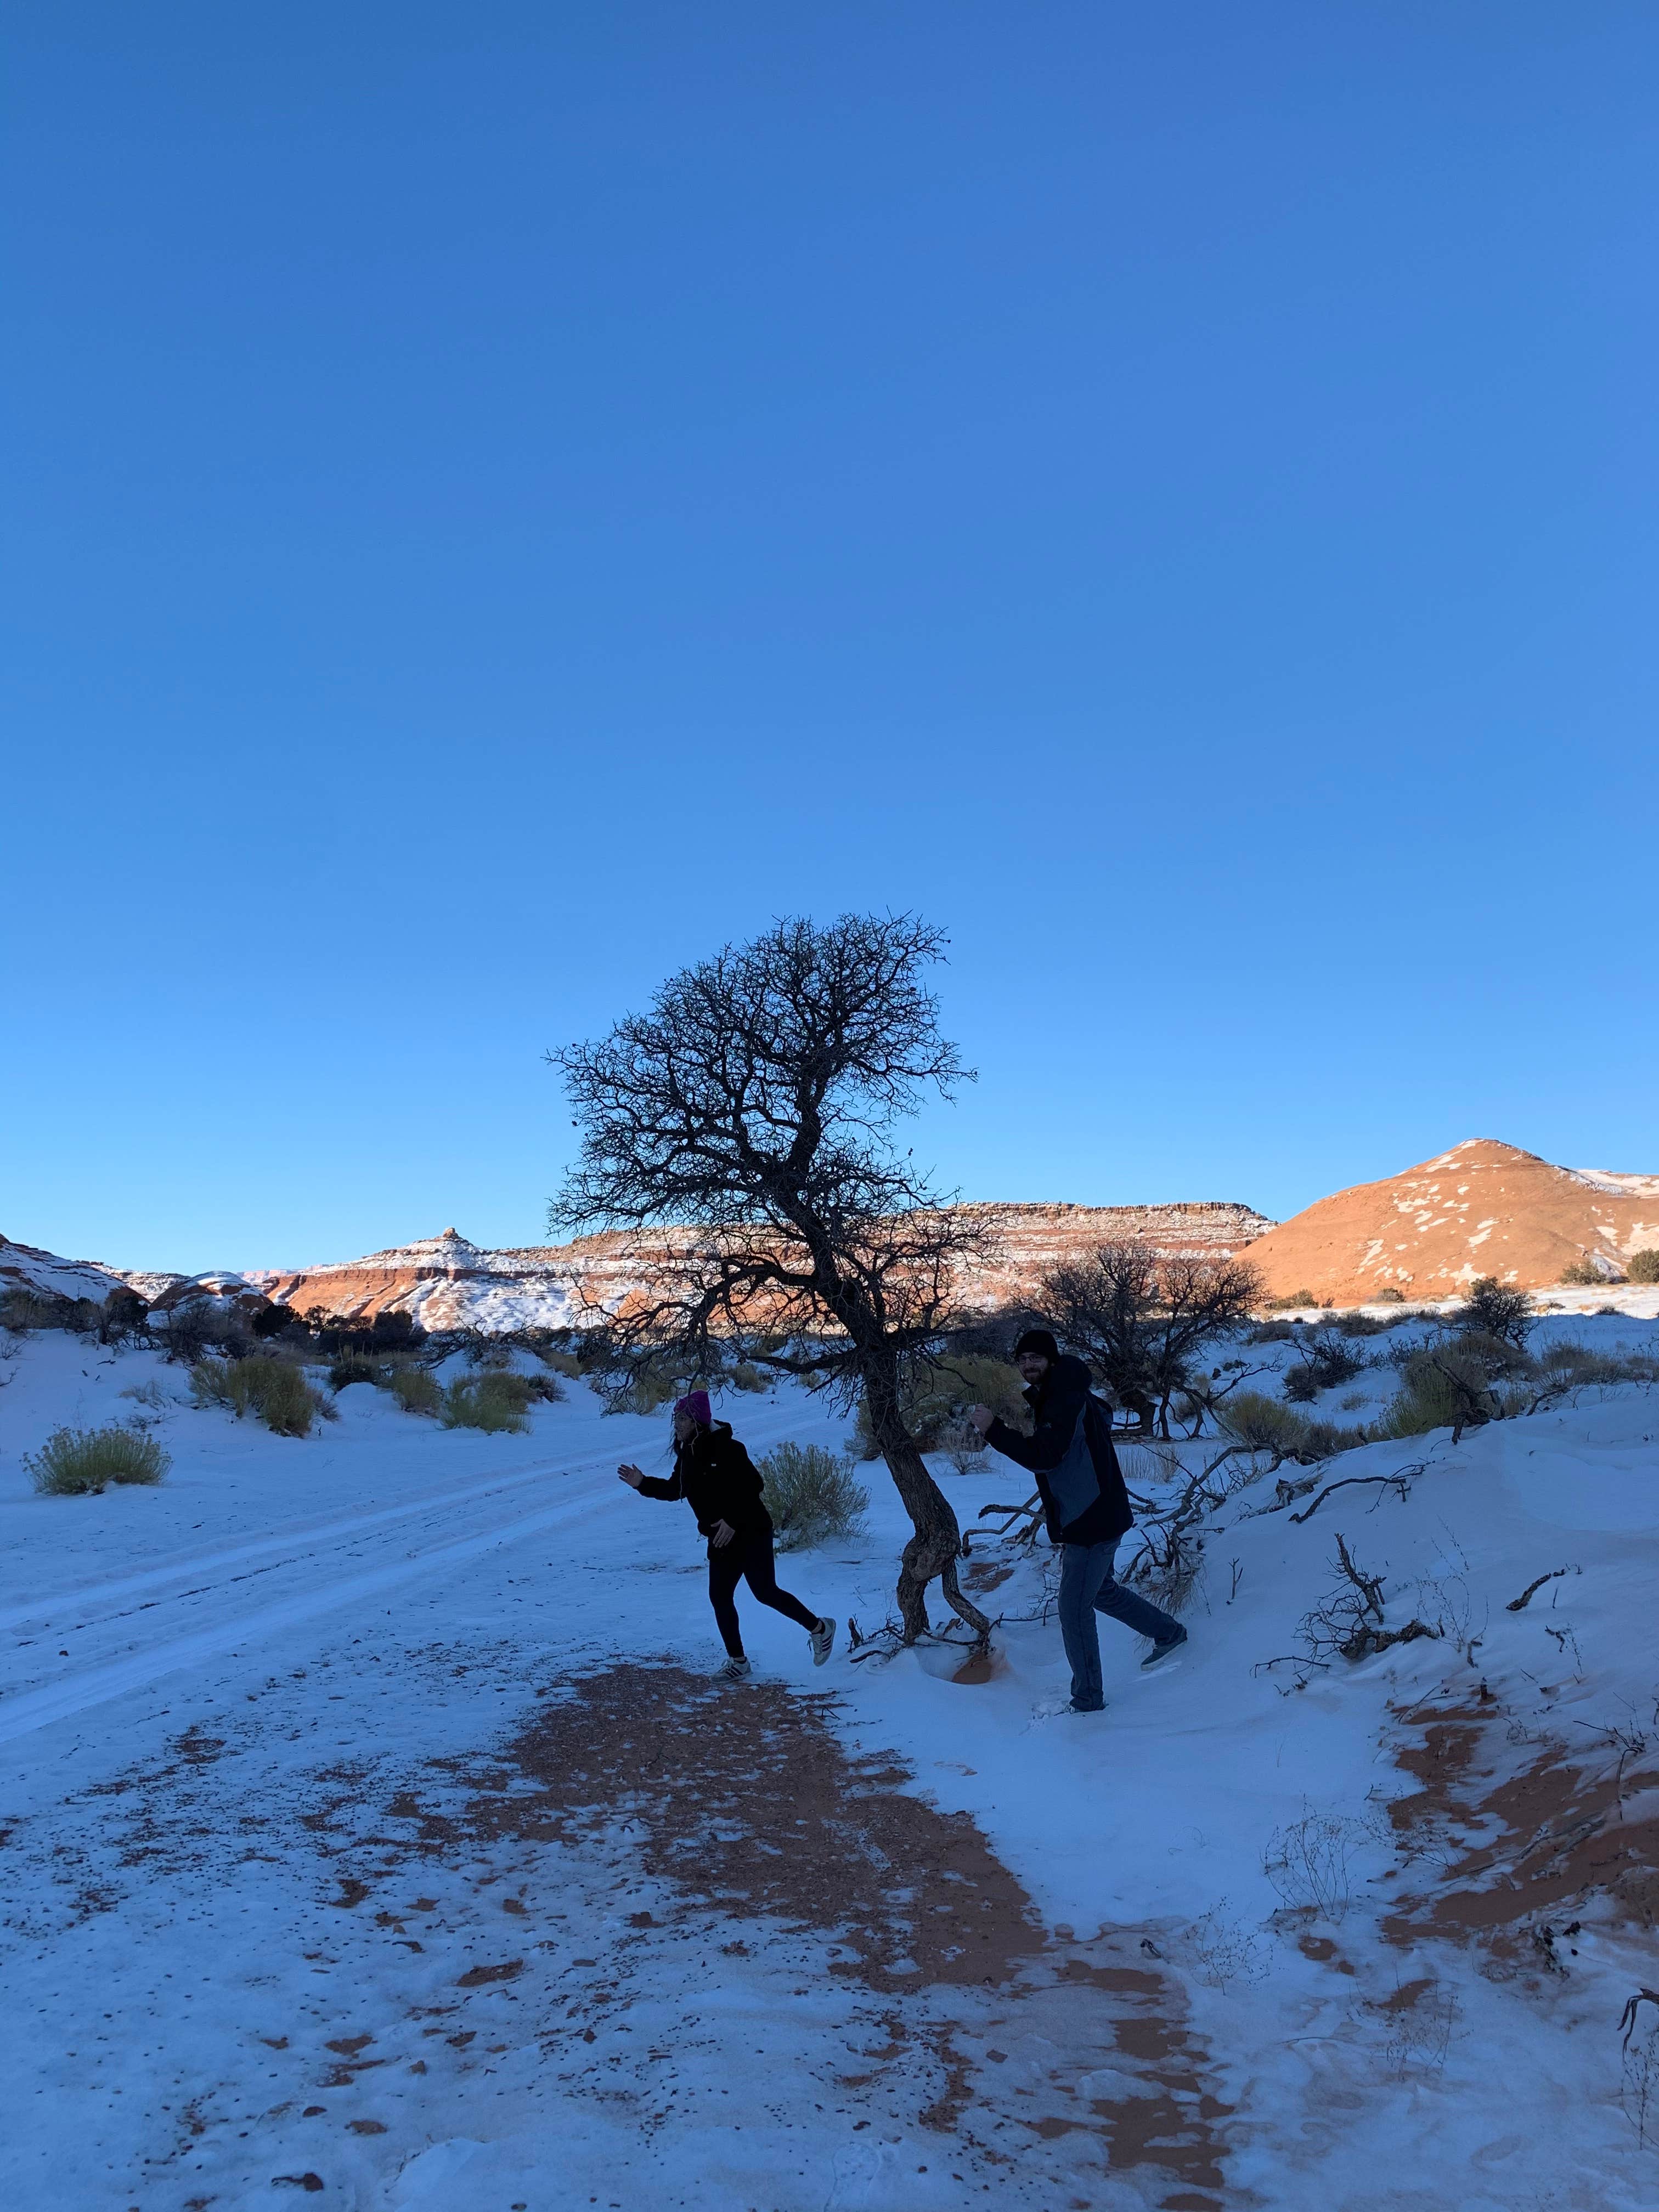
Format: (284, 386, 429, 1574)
(3, 1319, 1659, 2209)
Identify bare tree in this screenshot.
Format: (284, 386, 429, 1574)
(1040, 1242, 1262, 1436)
(548, 913, 993, 1643)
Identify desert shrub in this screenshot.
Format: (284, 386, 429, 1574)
(1280, 1363, 1321, 1403)
(329, 1350, 385, 1391)
(387, 1365, 443, 1416)
(191, 1354, 330, 1437)
(1267, 1289, 1319, 1312)
(612, 1355, 689, 1416)
(729, 1361, 769, 1394)
(1370, 1286, 1406, 1304)
(1629, 1250, 1659, 1285)
(1, 1289, 62, 1332)
(1535, 1340, 1659, 1390)
(522, 1369, 566, 1403)
(1301, 1416, 1369, 1458)
(250, 1301, 303, 1340)
(1217, 1392, 1313, 1456)
(1559, 1258, 1616, 1286)
(757, 1442, 869, 1551)
(99, 1287, 150, 1342)
(1376, 1358, 1486, 1440)
(25, 1423, 170, 1494)
(163, 1300, 255, 1363)
(1250, 1319, 1297, 1344)
(440, 1372, 533, 1433)
(537, 1347, 584, 1378)
(1452, 1277, 1534, 1345)
(1217, 1391, 1363, 1462)
(1333, 1310, 1397, 1337)
(1281, 1330, 1368, 1401)
(853, 1353, 1026, 1459)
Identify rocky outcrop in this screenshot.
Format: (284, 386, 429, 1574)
(0, 1235, 131, 1306)
(251, 1201, 1276, 1335)
(1244, 1139, 1659, 1304)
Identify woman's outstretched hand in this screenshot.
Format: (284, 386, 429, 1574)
(618, 1464, 646, 1489)
(708, 1518, 736, 1549)
(967, 1404, 996, 1436)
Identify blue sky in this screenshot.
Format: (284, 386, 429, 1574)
(5, 3, 1656, 1273)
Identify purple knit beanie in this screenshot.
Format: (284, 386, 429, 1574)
(674, 1389, 712, 1426)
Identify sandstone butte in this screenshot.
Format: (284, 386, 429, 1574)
(249, 1201, 1275, 1335)
(1243, 1138, 1659, 1304)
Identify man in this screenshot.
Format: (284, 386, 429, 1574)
(969, 1329, 1187, 1713)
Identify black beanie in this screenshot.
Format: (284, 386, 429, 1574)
(1013, 1328, 1059, 1362)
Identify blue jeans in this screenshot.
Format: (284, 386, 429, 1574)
(1057, 1542, 1182, 1711)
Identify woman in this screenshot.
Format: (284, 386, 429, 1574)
(619, 1390, 837, 1679)
(970, 1329, 1187, 1713)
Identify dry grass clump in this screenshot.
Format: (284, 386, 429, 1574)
(191, 1354, 332, 1437)
(25, 1424, 170, 1494)
(757, 1442, 869, 1551)
(440, 1372, 534, 1433)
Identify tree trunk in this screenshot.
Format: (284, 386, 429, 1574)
(857, 1340, 990, 1644)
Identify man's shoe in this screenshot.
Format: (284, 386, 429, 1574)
(719, 1656, 753, 1680)
(810, 1617, 837, 1667)
(1141, 1626, 1188, 1669)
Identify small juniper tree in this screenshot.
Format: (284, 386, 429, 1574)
(548, 913, 993, 1643)
(1039, 1241, 1262, 1436)
(1452, 1276, 1534, 1346)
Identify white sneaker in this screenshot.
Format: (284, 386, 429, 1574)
(719, 1656, 753, 1680)
(810, 1617, 837, 1666)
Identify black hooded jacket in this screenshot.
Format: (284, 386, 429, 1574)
(984, 1352, 1133, 1547)
(636, 1420, 772, 1539)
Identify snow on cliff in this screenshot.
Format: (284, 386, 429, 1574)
(250, 1203, 1276, 1334)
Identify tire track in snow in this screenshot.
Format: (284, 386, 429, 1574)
(0, 1396, 817, 1747)
(0, 1485, 625, 1746)
(0, 1454, 572, 1635)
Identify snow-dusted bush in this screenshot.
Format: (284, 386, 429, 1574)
(440, 1372, 532, 1433)
(25, 1423, 169, 1494)
(191, 1355, 331, 1437)
(757, 1442, 868, 1551)
(1629, 1249, 1659, 1285)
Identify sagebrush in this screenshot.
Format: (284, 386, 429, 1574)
(757, 1442, 869, 1551)
(441, 1373, 533, 1433)
(25, 1424, 170, 1494)
(191, 1355, 331, 1437)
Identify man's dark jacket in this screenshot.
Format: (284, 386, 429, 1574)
(985, 1353, 1133, 1547)
(637, 1421, 772, 1539)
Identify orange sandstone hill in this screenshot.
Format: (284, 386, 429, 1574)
(1244, 1139, 1659, 1305)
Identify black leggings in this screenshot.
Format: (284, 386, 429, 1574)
(708, 1528, 819, 1657)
